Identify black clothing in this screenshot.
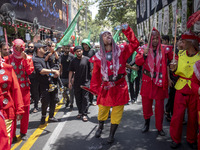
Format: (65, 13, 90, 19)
(61, 53, 75, 79)
(33, 56, 49, 85)
(33, 55, 57, 118)
(69, 56, 91, 88)
(83, 50, 95, 58)
(69, 56, 90, 115)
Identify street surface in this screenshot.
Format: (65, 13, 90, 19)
(11, 94, 190, 150)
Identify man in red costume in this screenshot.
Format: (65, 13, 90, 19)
(4, 39, 34, 141)
(89, 24, 139, 143)
(0, 111, 9, 150)
(135, 28, 174, 136)
(0, 50, 24, 147)
(170, 32, 200, 149)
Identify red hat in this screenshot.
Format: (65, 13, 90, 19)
(181, 32, 200, 43)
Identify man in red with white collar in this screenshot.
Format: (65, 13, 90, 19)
(90, 24, 139, 143)
(0, 50, 24, 148)
(4, 39, 34, 141)
(135, 28, 175, 136)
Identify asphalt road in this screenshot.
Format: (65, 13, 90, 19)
(11, 94, 192, 150)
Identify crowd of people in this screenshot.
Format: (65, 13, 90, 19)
(1, 22, 200, 150)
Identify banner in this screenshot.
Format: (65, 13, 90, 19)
(0, 0, 67, 31)
(172, 0, 177, 37)
(137, 0, 174, 24)
(147, 18, 149, 36)
(181, 0, 187, 32)
(162, 6, 169, 35)
(158, 10, 162, 33)
(194, 0, 200, 32)
(154, 12, 157, 29)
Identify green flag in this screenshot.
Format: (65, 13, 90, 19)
(113, 30, 121, 43)
(88, 31, 91, 41)
(74, 31, 78, 46)
(56, 7, 82, 48)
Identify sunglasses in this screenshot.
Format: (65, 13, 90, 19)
(28, 46, 34, 48)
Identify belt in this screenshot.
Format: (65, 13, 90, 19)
(179, 76, 191, 80)
(108, 74, 125, 82)
(143, 69, 162, 78)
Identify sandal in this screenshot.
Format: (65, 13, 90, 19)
(76, 114, 82, 119)
(82, 115, 88, 122)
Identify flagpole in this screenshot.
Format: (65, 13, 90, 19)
(173, 11, 178, 62)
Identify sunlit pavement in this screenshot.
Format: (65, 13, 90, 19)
(12, 94, 190, 150)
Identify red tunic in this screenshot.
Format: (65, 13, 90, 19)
(135, 45, 174, 99)
(0, 112, 9, 150)
(89, 26, 139, 106)
(4, 55, 34, 106)
(0, 62, 24, 119)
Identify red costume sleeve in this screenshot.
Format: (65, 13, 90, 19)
(11, 68, 24, 115)
(23, 56, 34, 75)
(90, 60, 102, 95)
(122, 26, 139, 60)
(191, 73, 200, 95)
(135, 50, 145, 66)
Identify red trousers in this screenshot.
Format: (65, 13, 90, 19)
(170, 90, 198, 144)
(13, 105, 30, 136)
(197, 100, 200, 150)
(142, 96, 164, 131)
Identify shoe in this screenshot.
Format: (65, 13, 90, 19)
(82, 115, 88, 122)
(40, 117, 46, 125)
(165, 112, 171, 122)
(95, 121, 104, 138)
(65, 101, 69, 108)
(170, 141, 180, 149)
(20, 133, 28, 141)
(33, 108, 38, 113)
(76, 114, 82, 119)
(48, 117, 59, 123)
(158, 129, 166, 136)
(69, 105, 73, 111)
(107, 124, 118, 144)
(142, 118, 150, 133)
(12, 136, 18, 143)
(187, 141, 197, 149)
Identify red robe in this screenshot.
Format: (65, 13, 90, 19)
(0, 62, 24, 119)
(0, 112, 9, 150)
(89, 26, 139, 106)
(4, 54, 34, 106)
(135, 45, 174, 99)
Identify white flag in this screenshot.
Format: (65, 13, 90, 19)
(194, 0, 200, 32)
(158, 10, 162, 33)
(147, 0, 150, 18)
(172, 0, 177, 37)
(150, 15, 153, 29)
(162, 6, 169, 35)
(181, 0, 187, 32)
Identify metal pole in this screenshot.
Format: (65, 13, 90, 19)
(85, 1, 87, 31)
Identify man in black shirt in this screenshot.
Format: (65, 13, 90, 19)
(82, 39, 95, 105)
(69, 46, 91, 122)
(33, 43, 60, 124)
(61, 44, 75, 109)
